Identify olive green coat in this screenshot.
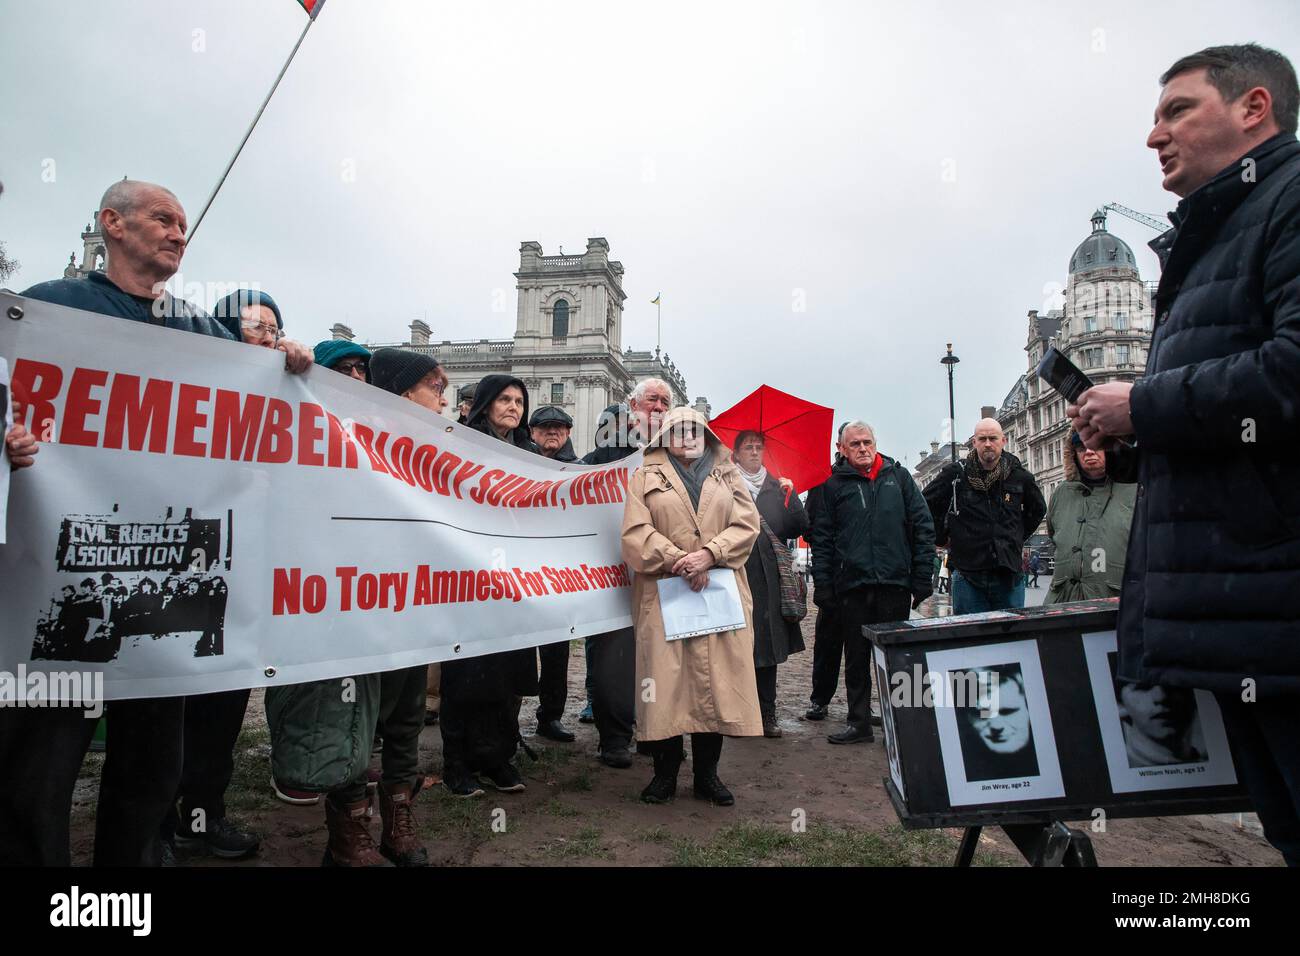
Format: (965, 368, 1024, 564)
(1045, 437, 1138, 604)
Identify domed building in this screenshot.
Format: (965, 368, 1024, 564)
(989, 209, 1155, 520)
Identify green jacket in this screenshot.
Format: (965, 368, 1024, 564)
(265, 674, 382, 792)
(1044, 476, 1136, 604)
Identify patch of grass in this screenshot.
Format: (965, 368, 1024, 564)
(226, 723, 277, 815)
(540, 825, 611, 860)
(541, 798, 582, 818)
(522, 742, 578, 781)
(670, 821, 981, 867)
(417, 788, 501, 841)
(559, 767, 594, 793)
(634, 824, 671, 845)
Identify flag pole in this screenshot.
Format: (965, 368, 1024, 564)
(656, 297, 661, 356)
(186, 15, 317, 244)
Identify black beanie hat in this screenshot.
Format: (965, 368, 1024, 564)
(370, 348, 442, 396)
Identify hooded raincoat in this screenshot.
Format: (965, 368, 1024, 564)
(1045, 435, 1136, 604)
(621, 408, 764, 741)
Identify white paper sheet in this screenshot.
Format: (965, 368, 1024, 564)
(656, 567, 746, 640)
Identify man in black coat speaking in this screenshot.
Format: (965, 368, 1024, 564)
(1070, 43, 1300, 865)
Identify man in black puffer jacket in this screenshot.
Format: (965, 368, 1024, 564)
(810, 422, 935, 745)
(1070, 44, 1300, 865)
(923, 418, 1046, 614)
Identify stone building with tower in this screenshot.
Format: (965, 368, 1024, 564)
(914, 210, 1156, 519)
(992, 208, 1155, 509)
(63, 212, 107, 278)
(57, 216, 706, 457)
(344, 238, 709, 456)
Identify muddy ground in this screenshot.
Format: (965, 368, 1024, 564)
(68, 595, 1282, 867)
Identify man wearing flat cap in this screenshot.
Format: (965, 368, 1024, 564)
(530, 405, 578, 464)
(529, 405, 578, 741)
(456, 383, 477, 424)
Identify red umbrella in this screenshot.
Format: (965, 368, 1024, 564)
(709, 385, 835, 494)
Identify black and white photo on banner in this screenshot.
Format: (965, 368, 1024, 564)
(1082, 630, 1238, 794)
(926, 639, 1065, 807)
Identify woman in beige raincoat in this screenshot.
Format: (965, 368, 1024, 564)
(621, 407, 763, 806)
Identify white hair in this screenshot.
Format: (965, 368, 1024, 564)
(631, 377, 672, 404)
(839, 420, 875, 440)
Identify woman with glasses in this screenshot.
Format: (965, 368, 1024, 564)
(161, 287, 301, 863)
(212, 289, 285, 347)
(313, 339, 371, 383)
(622, 407, 763, 805)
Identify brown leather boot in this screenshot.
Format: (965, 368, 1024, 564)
(378, 781, 429, 867)
(322, 796, 392, 867)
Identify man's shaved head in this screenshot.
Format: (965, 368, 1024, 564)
(95, 179, 188, 295)
(972, 418, 1005, 469)
(99, 179, 180, 220)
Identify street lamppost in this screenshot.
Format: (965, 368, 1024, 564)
(940, 343, 960, 463)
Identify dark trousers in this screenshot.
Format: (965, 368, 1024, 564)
(647, 732, 722, 779)
(0, 697, 187, 866)
(840, 586, 912, 731)
(756, 665, 778, 722)
(162, 688, 251, 839)
(1216, 692, 1300, 866)
(333, 664, 427, 804)
(0, 705, 97, 866)
(439, 696, 518, 775)
(810, 602, 843, 708)
(588, 626, 636, 751)
(536, 640, 570, 724)
(97, 697, 188, 866)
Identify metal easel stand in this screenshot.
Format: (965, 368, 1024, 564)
(955, 821, 1098, 867)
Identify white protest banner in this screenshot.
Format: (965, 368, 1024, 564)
(0, 291, 640, 701)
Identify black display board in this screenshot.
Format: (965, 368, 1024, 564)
(867, 599, 1251, 830)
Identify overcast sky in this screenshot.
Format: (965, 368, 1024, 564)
(2, 0, 1298, 466)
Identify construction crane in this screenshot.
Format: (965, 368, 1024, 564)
(1104, 202, 1169, 233)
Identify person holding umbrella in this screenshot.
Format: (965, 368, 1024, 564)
(732, 431, 808, 738)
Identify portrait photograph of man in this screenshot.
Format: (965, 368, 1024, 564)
(954, 664, 1041, 782)
(926, 640, 1065, 807)
(1083, 631, 1238, 794)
